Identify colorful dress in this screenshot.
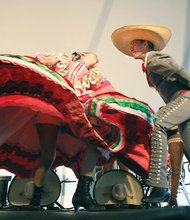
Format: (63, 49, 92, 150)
(0, 53, 155, 179)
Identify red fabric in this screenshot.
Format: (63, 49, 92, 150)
(142, 63, 154, 88)
(0, 55, 155, 179)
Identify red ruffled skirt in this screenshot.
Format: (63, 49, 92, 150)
(0, 54, 107, 178)
(0, 54, 155, 179)
(84, 92, 155, 178)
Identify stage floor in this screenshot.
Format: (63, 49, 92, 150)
(0, 206, 190, 220)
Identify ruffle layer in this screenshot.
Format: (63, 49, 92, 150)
(0, 54, 155, 179)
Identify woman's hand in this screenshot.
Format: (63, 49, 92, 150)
(73, 52, 99, 69)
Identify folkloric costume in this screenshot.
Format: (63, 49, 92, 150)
(112, 24, 190, 203)
(0, 53, 155, 179)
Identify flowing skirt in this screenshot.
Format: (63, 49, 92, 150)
(0, 54, 155, 179)
(0, 54, 106, 178)
(85, 92, 155, 178)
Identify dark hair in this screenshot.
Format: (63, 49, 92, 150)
(147, 41, 154, 50)
(138, 39, 154, 50)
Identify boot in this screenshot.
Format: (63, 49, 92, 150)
(72, 175, 105, 211)
(142, 187, 170, 203)
(0, 176, 12, 208)
(27, 185, 42, 210)
(168, 197, 178, 208)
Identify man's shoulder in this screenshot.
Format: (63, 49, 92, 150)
(148, 51, 171, 60)
(148, 51, 164, 56)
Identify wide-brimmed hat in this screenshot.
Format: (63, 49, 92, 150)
(111, 25, 172, 56)
(8, 170, 61, 206)
(93, 169, 144, 207)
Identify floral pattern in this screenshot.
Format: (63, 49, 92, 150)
(35, 53, 110, 98)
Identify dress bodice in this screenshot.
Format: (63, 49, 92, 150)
(35, 53, 115, 102)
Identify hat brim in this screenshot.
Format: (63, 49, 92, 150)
(8, 170, 61, 206)
(93, 169, 143, 206)
(111, 25, 172, 56)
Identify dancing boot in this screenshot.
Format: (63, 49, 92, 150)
(72, 175, 105, 211)
(142, 187, 170, 203)
(27, 185, 42, 210)
(168, 197, 178, 208)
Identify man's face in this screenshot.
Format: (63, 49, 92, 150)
(130, 40, 148, 59)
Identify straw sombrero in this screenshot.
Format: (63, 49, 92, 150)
(93, 169, 144, 208)
(111, 25, 172, 56)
